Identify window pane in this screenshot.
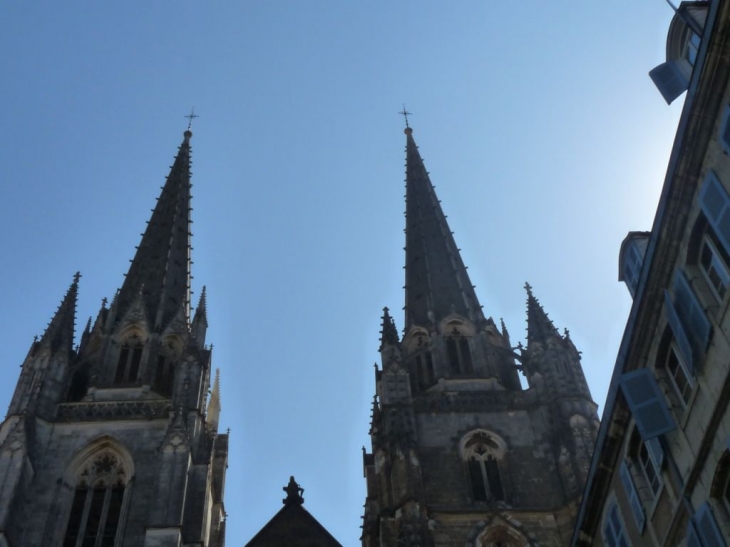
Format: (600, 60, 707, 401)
(447, 339, 460, 374)
(695, 503, 726, 547)
(82, 488, 106, 546)
(485, 457, 504, 501)
(673, 269, 712, 352)
(63, 488, 88, 547)
(700, 238, 730, 300)
(619, 461, 645, 530)
(128, 346, 143, 381)
(701, 173, 730, 255)
(459, 338, 473, 373)
(639, 443, 661, 497)
(114, 348, 129, 384)
(468, 459, 487, 501)
(101, 487, 124, 547)
(666, 346, 692, 405)
(425, 352, 435, 385)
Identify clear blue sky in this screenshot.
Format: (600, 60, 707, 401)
(0, 2, 682, 545)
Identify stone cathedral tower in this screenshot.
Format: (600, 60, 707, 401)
(0, 130, 227, 547)
(361, 126, 599, 547)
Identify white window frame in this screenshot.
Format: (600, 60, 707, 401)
(699, 234, 730, 303)
(665, 342, 694, 408)
(685, 30, 700, 66)
(603, 499, 631, 547)
(637, 441, 663, 500)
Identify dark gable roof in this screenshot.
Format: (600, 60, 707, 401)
(244, 503, 343, 547)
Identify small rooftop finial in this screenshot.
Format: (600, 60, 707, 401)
(524, 282, 533, 296)
(399, 105, 413, 132)
(73, 271, 82, 284)
(184, 108, 198, 134)
(283, 476, 304, 506)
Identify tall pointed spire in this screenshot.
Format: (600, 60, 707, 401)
(115, 130, 193, 331)
(525, 282, 560, 344)
(207, 368, 221, 432)
(379, 307, 400, 349)
(192, 286, 208, 348)
(403, 126, 484, 329)
(39, 272, 80, 354)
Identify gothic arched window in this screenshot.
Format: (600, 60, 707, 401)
(413, 351, 435, 390)
(63, 447, 131, 547)
(153, 338, 180, 397)
(446, 336, 473, 374)
(461, 430, 506, 503)
(114, 334, 144, 385)
(443, 321, 474, 375)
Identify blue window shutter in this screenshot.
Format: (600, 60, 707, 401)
(620, 369, 677, 439)
(665, 290, 695, 374)
(649, 61, 689, 104)
(688, 519, 704, 547)
(694, 503, 727, 547)
(701, 172, 730, 256)
(624, 242, 643, 296)
(674, 270, 712, 353)
(619, 461, 645, 531)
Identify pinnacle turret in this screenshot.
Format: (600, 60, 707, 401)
(39, 272, 80, 355)
(403, 126, 485, 329)
(114, 131, 193, 332)
(207, 368, 221, 432)
(379, 307, 400, 349)
(525, 283, 560, 344)
(192, 286, 208, 347)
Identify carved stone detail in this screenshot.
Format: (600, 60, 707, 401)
(56, 400, 171, 422)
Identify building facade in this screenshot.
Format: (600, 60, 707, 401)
(361, 126, 600, 547)
(572, 1, 730, 547)
(0, 130, 227, 547)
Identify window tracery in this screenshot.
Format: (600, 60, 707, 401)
(114, 333, 144, 385)
(443, 321, 474, 375)
(462, 430, 506, 502)
(153, 338, 180, 397)
(63, 448, 130, 547)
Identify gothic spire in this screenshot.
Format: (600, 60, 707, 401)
(403, 126, 484, 329)
(207, 368, 221, 432)
(39, 272, 80, 354)
(195, 286, 207, 319)
(115, 130, 193, 331)
(379, 307, 400, 349)
(192, 286, 208, 347)
(525, 282, 560, 344)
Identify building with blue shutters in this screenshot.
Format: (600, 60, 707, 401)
(572, 1, 730, 546)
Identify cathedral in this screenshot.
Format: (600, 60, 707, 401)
(360, 125, 600, 547)
(0, 129, 227, 546)
(0, 123, 599, 546)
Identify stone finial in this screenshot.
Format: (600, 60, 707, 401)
(524, 282, 559, 344)
(283, 476, 304, 506)
(207, 369, 221, 432)
(379, 307, 400, 349)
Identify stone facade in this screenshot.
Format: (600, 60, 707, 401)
(0, 131, 227, 547)
(573, 2, 730, 547)
(362, 128, 600, 547)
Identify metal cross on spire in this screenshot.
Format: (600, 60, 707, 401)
(184, 108, 199, 131)
(399, 105, 412, 128)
